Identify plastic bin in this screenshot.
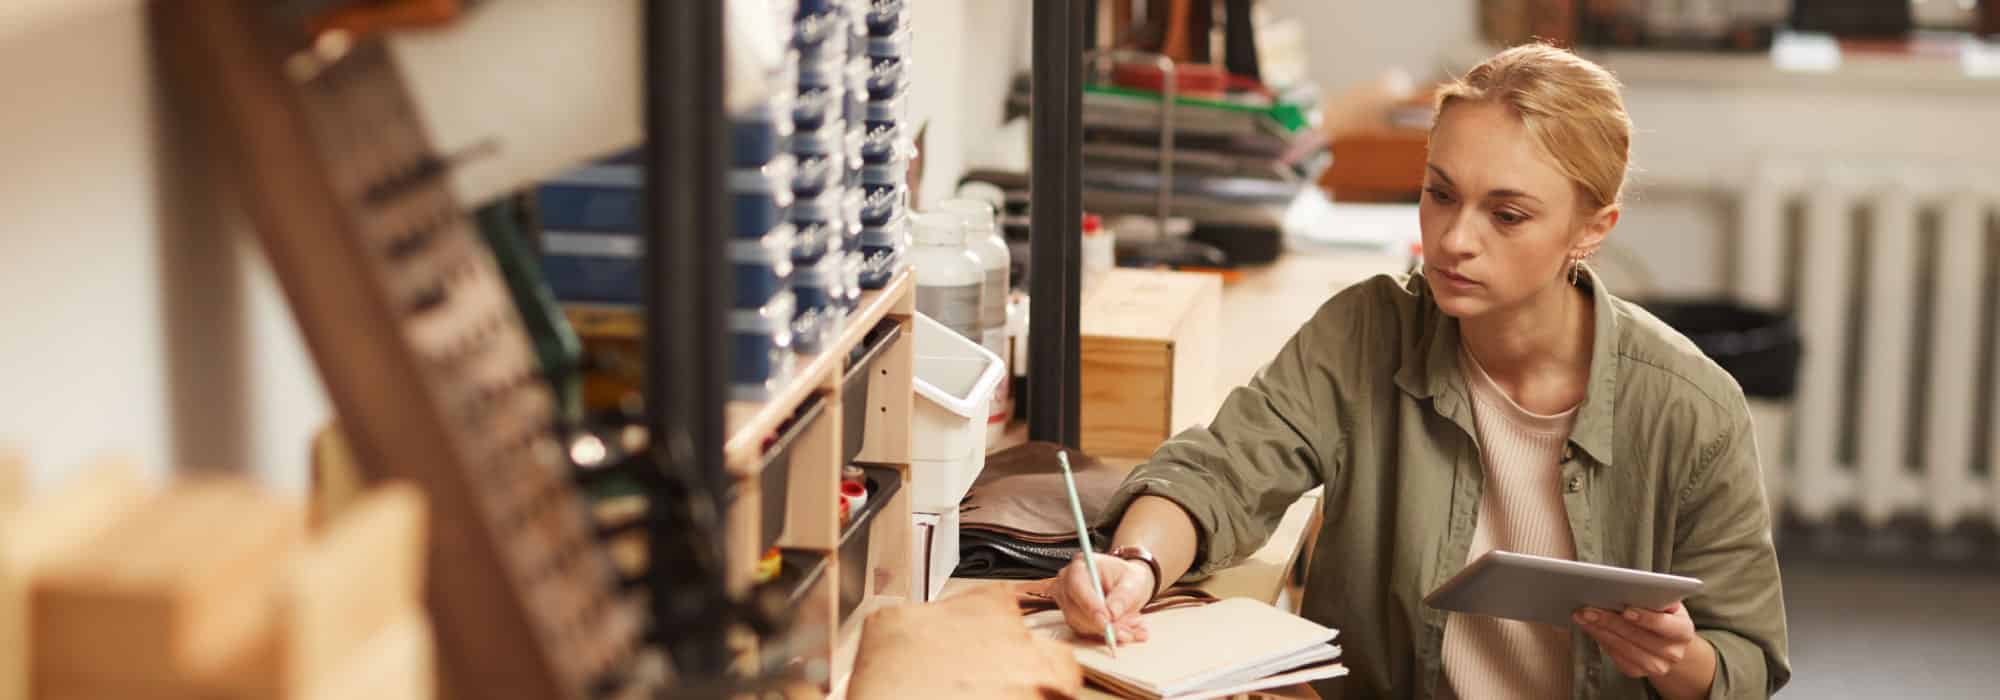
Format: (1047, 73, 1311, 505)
(865, 56, 908, 99)
(754, 395, 827, 551)
(864, 0, 908, 36)
(909, 312, 1006, 512)
(792, 8, 848, 59)
(791, 254, 844, 355)
(912, 507, 958, 601)
(838, 464, 903, 619)
(841, 320, 903, 464)
(729, 156, 797, 237)
(1635, 300, 1802, 399)
(728, 225, 796, 309)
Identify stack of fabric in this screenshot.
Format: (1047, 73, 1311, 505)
(953, 442, 1128, 579)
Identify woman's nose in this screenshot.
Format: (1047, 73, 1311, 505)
(1435, 211, 1479, 258)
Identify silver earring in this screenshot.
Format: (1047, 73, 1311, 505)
(1569, 256, 1582, 286)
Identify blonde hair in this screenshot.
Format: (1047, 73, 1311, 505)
(1434, 44, 1633, 212)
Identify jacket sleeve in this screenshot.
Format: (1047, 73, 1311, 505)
(1673, 400, 1792, 699)
(1097, 281, 1381, 577)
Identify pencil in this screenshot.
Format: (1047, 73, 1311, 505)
(1058, 449, 1118, 656)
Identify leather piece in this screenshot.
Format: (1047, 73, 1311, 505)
(847, 584, 1083, 700)
(955, 442, 1130, 580)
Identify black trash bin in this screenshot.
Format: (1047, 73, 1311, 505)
(1634, 300, 1803, 400)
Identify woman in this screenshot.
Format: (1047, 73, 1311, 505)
(1052, 44, 1789, 700)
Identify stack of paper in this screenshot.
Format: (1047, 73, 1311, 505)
(1024, 597, 1347, 700)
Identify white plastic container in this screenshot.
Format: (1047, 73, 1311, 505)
(1081, 212, 1115, 295)
(912, 508, 961, 601)
(909, 211, 983, 341)
(909, 312, 1004, 513)
(938, 198, 1013, 448)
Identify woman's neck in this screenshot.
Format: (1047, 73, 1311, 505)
(1459, 279, 1596, 415)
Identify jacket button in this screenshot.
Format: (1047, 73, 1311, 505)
(1563, 445, 1575, 461)
(1566, 475, 1583, 493)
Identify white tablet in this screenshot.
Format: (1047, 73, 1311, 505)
(1422, 550, 1704, 628)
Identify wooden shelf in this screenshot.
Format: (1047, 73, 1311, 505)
(724, 269, 915, 470)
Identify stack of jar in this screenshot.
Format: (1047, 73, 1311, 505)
(854, 0, 913, 290)
(725, 7, 803, 401)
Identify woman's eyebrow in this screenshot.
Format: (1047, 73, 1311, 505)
(1428, 164, 1545, 205)
(1488, 189, 1544, 206)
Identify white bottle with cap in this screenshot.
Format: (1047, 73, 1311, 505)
(910, 211, 984, 342)
(939, 197, 1013, 447)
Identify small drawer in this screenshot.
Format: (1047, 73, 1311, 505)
(838, 464, 904, 619)
(729, 98, 794, 168)
(841, 250, 865, 310)
(792, 9, 849, 60)
(864, 0, 908, 36)
(798, 52, 844, 90)
(842, 58, 870, 125)
(540, 230, 640, 305)
(792, 85, 843, 133)
(791, 219, 840, 265)
(728, 226, 797, 309)
(841, 321, 902, 464)
(865, 56, 908, 100)
(857, 244, 905, 290)
(790, 255, 846, 355)
(792, 151, 844, 198)
(729, 156, 798, 237)
(788, 120, 844, 158)
(754, 395, 828, 551)
(858, 183, 906, 227)
(864, 27, 910, 59)
(728, 295, 797, 401)
(789, 186, 846, 228)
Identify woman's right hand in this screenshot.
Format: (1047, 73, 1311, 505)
(1051, 552, 1155, 643)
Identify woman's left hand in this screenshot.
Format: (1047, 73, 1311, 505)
(1573, 602, 1716, 698)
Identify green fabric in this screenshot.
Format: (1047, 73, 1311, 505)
(1099, 269, 1791, 700)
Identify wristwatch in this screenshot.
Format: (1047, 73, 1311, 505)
(1110, 544, 1164, 600)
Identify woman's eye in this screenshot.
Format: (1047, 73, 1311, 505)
(1494, 209, 1528, 225)
(1425, 187, 1455, 204)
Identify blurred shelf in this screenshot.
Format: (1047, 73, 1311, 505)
(723, 269, 914, 471)
(0, 0, 129, 43)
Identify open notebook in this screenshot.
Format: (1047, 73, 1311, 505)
(1023, 597, 1347, 700)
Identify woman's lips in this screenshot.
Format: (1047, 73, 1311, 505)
(1432, 266, 1481, 288)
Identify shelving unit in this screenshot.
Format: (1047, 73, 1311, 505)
(569, 267, 918, 690)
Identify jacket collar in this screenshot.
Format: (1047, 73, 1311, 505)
(1393, 266, 1618, 467)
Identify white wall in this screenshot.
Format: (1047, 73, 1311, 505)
(1262, 0, 1480, 93)
(0, 0, 1022, 495)
(0, 6, 328, 493)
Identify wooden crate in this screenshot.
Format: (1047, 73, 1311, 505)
(1079, 269, 1222, 458)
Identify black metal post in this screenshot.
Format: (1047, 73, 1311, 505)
(643, 0, 731, 679)
(1029, 0, 1085, 448)
(1062, 0, 1087, 449)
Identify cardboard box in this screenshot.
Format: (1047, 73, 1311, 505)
(1080, 269, 1222, 459)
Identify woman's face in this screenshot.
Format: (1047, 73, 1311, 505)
(1418, 100, 1613, 320)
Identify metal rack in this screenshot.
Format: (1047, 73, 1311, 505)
(642, 0, 733, 680)
(1029, 0, 1088, 449)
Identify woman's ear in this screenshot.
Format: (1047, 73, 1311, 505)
(1575, 204, 1619, 257)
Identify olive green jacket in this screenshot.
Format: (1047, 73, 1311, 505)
(1102, 270, 1790, 699)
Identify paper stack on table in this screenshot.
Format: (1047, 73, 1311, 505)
(1023, 597, 1347, 700)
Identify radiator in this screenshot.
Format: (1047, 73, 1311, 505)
(1736, 162, 2000, 531)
